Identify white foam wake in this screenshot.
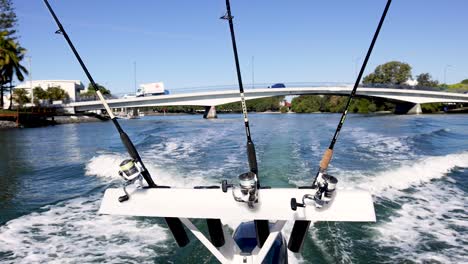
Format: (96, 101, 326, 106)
(85, 153, 214, 187)
(347, 127, 413, 161)
(293, 152, 468, 262)
(374, 183, 467, 263)
(361, 152, 468, 198)
(0, 197, 169, 263)
(361, 152, 468, 263)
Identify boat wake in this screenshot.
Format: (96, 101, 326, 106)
(0, 196, 170, 263)
(289, 152, 468, 263)
(1, 146, 466, 263)
(367, 152, 468, 263)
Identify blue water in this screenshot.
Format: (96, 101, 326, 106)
(0, 113, 467, 263)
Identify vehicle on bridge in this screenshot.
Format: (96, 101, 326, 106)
(270, 83, 286, 88)
(136, 82, 170, 97)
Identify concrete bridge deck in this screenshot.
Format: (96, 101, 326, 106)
(67, 86, 468, 115)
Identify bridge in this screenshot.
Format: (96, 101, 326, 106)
(66, 86, 468, 116)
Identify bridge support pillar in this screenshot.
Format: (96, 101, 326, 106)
(132, 108, 138, 117)
(395, 103, 422, 115)
(203, 106, 217, 119)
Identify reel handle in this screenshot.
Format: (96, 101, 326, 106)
(118, 194, 129, 202)
(221, 180, 233, 193)
(290, 198, 305, 211)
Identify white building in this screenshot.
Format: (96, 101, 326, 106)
(404, 78, 418, 86)
(14, 80, 85, 103)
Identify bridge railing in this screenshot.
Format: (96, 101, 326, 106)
(76, 94, 117, 102)
(361, 83, 468, 93)
(94, 82, 468, 101)
(143, 82, 353, 95)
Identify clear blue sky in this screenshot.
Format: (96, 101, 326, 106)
(16, 0, 468, 94)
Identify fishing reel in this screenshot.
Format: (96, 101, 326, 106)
(117, 159, 144, 202)
(291, 172, 338, 210)
(222, 172, 259, 208)
(312, 172, 338, 207)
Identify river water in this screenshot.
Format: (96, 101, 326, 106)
(0, 113, 466, 263)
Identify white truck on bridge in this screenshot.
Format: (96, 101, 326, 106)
(136, 82, 169, 97)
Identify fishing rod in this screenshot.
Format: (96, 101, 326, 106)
(42, 0, 189, 247)
(221, 0, 270, 248)
(288, 0, 393, 253)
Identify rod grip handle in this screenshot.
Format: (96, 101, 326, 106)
(319, 149, 333, 170)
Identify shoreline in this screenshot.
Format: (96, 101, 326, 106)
(2, 110, 466, 130)
(0, 114, 108, 130)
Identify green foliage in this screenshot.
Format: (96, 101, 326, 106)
(248, 96, 284, 112)
(12, 87, 29, 106)
(290, 95, 394, 113)
(416, 73, 439, 87)
(82, 83, 111, 96)
(445, 81, 468, 93)
(0, 0, 17, 38)
(46, 86, 69, 101)
(0, 31, 27, 108)
(33, 86, 47, 99)
(0, 0, 23, 109)
(291, 95, 322, 113)
(363, 61, 412, 85)
(421, 103, 444, 113)
(32, 86, 47, 104)
(217, 96, 285, 112)
(280, 106, 289, 113)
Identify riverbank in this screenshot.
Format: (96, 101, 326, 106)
(0, 120, 17, 129)
(0, 113, 108, 129)
(53, 114, 109, 124)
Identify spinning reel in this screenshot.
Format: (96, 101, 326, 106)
(222, 171, 259, 208)
(117, 159, 144, 202)
(291, 173, 338, 210)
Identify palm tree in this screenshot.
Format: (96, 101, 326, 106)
(0, 31, 28, 109)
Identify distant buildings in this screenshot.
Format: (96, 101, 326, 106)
(14, 80, 85, 103)
(404, 78, 418, 86)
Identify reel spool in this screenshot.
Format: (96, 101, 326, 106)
(291, 173, 338, 210)
(119, 159, 142, 181)
(313, 173, 338, 207)
(118, 159, 144, 202)
(231, 172, 259, 208)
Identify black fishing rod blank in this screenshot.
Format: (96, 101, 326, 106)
(221, 0, 270, 248)
(42, 0, 189, 247)
(288, 0, 393, 253)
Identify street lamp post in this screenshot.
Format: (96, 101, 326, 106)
(444, 64, 452, 84)
(134, 61, 137, 94)
(354, 57, 361, 79)
(25, 56, 33, 104)
(251, 56, 255, 89)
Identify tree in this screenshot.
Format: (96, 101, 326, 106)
(46, 86, 69, 102)
(0, 0, 17, 38)
(363, 61, 412, 85)
(32, 86, 47, 104)
(291, 95, 322, 113)
(461, 79, 468, 85)
(0, 0, 20, 108)
(82, 83, 111, 96)
(416, 73, 439, 87)
(12, 87, 29, 107)
(0, 32, 27, 109)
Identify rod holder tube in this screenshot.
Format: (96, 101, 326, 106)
(207, 219, 225, 248)
(287, 220, 311, 253)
